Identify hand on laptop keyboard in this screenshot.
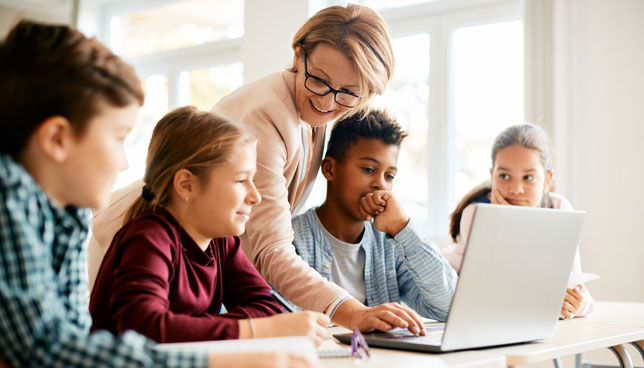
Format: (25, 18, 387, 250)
(349, 302, 427, 336)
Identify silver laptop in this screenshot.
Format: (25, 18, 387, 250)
(334, 203, 586, 353)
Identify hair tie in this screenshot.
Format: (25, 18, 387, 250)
(141, 185, 155, 201)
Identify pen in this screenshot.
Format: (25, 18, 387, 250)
(270, 289, 296, 313)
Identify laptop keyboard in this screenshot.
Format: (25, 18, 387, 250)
(373, 325, 445, 345)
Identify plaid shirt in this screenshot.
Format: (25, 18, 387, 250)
(0, 154, 207, 367)
(292, 208, 457, 321)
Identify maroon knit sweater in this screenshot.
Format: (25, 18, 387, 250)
(90, 207, 281, 342)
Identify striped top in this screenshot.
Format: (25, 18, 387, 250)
(292, 208, 457, 321)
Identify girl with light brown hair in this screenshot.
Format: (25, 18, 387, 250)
(92, 4, 427, 336)
(90, 107, 329, 353)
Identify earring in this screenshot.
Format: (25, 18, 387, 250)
(185, 197, 189, 203)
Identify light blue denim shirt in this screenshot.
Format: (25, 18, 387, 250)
(292, 208, 457, 321)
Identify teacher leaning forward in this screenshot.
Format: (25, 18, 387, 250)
(213, 4, 424, 334)
(90, 4, 425, 335)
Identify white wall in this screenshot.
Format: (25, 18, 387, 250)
(241, 0, 308, 84)
(550, 0, 644, 303)
(0, 5, 71, 35)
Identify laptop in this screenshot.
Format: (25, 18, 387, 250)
(334, 203, 586, 353)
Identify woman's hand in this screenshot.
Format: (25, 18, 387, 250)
(209, 352, 319, 368)
(561, 284, 588, 318)
(352, 302, 426, 336)
(252, 311, 329, 346)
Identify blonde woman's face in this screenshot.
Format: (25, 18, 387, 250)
(490, 145, 553, 208)
(293, 43, 361, 127)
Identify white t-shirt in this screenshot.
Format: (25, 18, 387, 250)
(319, 224, 367, 304)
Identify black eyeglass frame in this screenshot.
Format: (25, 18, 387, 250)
(302, 53, 360, 109)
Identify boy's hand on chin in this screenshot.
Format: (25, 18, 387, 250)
(358, 190, 409, 237)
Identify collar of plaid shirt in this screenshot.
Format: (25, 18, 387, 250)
(0, 153, 207, 368)
(0, 153, 90, 237)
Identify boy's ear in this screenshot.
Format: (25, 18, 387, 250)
(173, 169, 196, 202)
(35, 116, 74, 163)
(321, 157, 336, 181)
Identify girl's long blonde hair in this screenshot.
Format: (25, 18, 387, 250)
(124, 106, 255, 224)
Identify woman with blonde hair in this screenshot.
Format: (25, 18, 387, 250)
(92, 4, 424, 335)
(213, 4, 427, 335)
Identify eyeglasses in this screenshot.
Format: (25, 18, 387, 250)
(351, 328, 370, 359)
(303, 53, 360, 108)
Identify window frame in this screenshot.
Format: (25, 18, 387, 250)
(97, 0, 244, 109)
(97, 0, 524, 242)
(362, 0, 522, 241)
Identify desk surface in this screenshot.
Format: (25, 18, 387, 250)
(491, 317, 644, 365)
(321, 327, 506, 368)
(321, 302, 644, 367)
(587, 301, 644, 328)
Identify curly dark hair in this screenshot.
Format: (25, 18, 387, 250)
(0, 20, 144, 157)
(325, 109, 407, 161)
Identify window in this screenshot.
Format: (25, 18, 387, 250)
(453, 21, 524, 202)
(318, 0, 523, 241)
(179, 63, 244, 110)
(114, 74, 168, 189)
(102, 1, 245, 190)
(356, 0, 436, 10)
(371, 33, 431, 225)
(113, 63, 245, 188)
(102, 0, 524, 243)
(110, 0, 243, 58)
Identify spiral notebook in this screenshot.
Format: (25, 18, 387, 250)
(316, 340, 353, 358)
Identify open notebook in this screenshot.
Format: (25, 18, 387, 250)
(156, 336, 318, 359)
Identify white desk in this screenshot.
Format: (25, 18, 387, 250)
(320, 326, 506, 368)
(587, 301, 644, 328)
(321, 302, 644, 368)
(495, 318, 644, 366)
(584, 301, 644, 363)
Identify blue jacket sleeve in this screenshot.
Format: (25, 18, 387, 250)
(389, 220, 457, 321)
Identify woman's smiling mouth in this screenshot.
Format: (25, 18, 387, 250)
(310, 99, 334, 113)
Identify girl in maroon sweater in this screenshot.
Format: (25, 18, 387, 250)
(90, 106, 328, 346)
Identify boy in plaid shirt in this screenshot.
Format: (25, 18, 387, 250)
(0, 21, 314, 368)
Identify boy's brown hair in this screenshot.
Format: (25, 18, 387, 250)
(0, 20, 144, 157)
